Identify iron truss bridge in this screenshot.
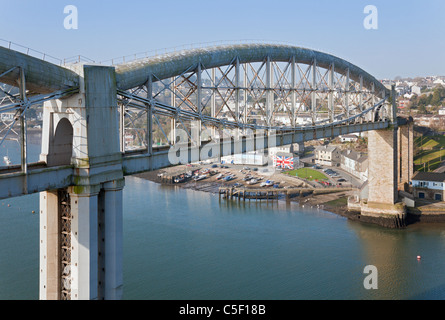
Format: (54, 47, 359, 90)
(0, 43, 394, 199)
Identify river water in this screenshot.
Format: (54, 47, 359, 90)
(1, 140, 445, 300)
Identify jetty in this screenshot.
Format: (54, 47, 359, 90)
(219, 186, 352, 201)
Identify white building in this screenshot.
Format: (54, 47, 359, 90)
(340, 150, 368, 181)
(411, 85, 422, 95)
(314, 145, 341, 167)
(411, 172, 445, 201)
(339, 134, 359, 143)
(221, 151, 268, 166)
(0, 112, 15, 122)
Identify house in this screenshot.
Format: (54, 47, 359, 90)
(411, 85, 422, 95)
(314, 145, 341, 167)
(411, 172, 445, 201)
(269, 143, 304, 157)
(413, 114, 445, 130)
(340, 150, 368, 181)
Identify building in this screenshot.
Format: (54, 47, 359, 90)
(339, 134, 359, 143)
(314, 145, 341, 167)
(411, 172, 445, 201)
(398, 99, 410, 109)
(340, 150, 368, 181)
(0, 112, 15, 122)
(268, 143, 304, 157)
(273, 152, 300, 170)
(221, 151, 268, 166)
(411, 85, 422, 95)
(413, 114, 445, 130)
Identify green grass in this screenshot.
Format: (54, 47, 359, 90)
(286, 168, 328, 181)
(324, 197, 348, 207)
(415, 135, 445, 149)
(414, 135, 445, 172)
(414, 149, 445, 171)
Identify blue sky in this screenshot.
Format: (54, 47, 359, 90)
(1, 0, 444, 79)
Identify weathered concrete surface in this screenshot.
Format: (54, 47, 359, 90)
(0, 46, 79, 94)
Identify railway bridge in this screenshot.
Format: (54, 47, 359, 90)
(0, 42, 413, 299)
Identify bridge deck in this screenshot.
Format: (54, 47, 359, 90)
(0, 120, 389, 200)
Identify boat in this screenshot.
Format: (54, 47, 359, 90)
(224, 175, 235, 181)
(174, 175, 185, 183)
(260, 180, 274, 187)
(247, 179, 258, 185)
(3, 155, 11, 166)
(216, 173, 224, 180)
(194, 175, 207, 181)
(265, 180, 274, 187)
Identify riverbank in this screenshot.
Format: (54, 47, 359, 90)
(135, 164, 445, 229)
(135, 163, 356, 213)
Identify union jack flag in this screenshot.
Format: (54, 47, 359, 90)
(274, 154, 294, 169)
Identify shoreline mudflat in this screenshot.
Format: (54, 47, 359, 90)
(134, 164, 355, 216)
(134, 165, 445, 229)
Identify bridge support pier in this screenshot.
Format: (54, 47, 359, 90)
(38, 64, 125, 300)
(100, 180, 124, 300)
(358, 123, 410, 228)
(39, 180, 124, 300)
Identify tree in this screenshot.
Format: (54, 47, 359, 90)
(431, 85, 445, 107)
(431, 89, 441, 106)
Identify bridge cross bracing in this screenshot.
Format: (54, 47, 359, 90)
(0, 42, 402, 300)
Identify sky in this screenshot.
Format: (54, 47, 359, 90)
(1, 0, 444, 80)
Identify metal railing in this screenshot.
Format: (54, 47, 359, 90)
(0, 38, 338, 69)
(0, 38, 63, 66)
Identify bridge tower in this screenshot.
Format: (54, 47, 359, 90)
(39, 65, 124, 300)
(359, 86, 413, 228)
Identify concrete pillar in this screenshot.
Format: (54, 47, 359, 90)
(69, 187, 100, 300)
(101, 179, 125, 300)
(39, 64, 125, 299)
(39, 190, 60, 300)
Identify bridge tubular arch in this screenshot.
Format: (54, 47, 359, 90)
(115, 44, 388, 95)
(0, 44, 407, 301)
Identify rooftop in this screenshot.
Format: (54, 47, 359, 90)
(412, 172, 445, 182)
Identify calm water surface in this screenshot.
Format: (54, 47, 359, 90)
(1, 141, 445, 300)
